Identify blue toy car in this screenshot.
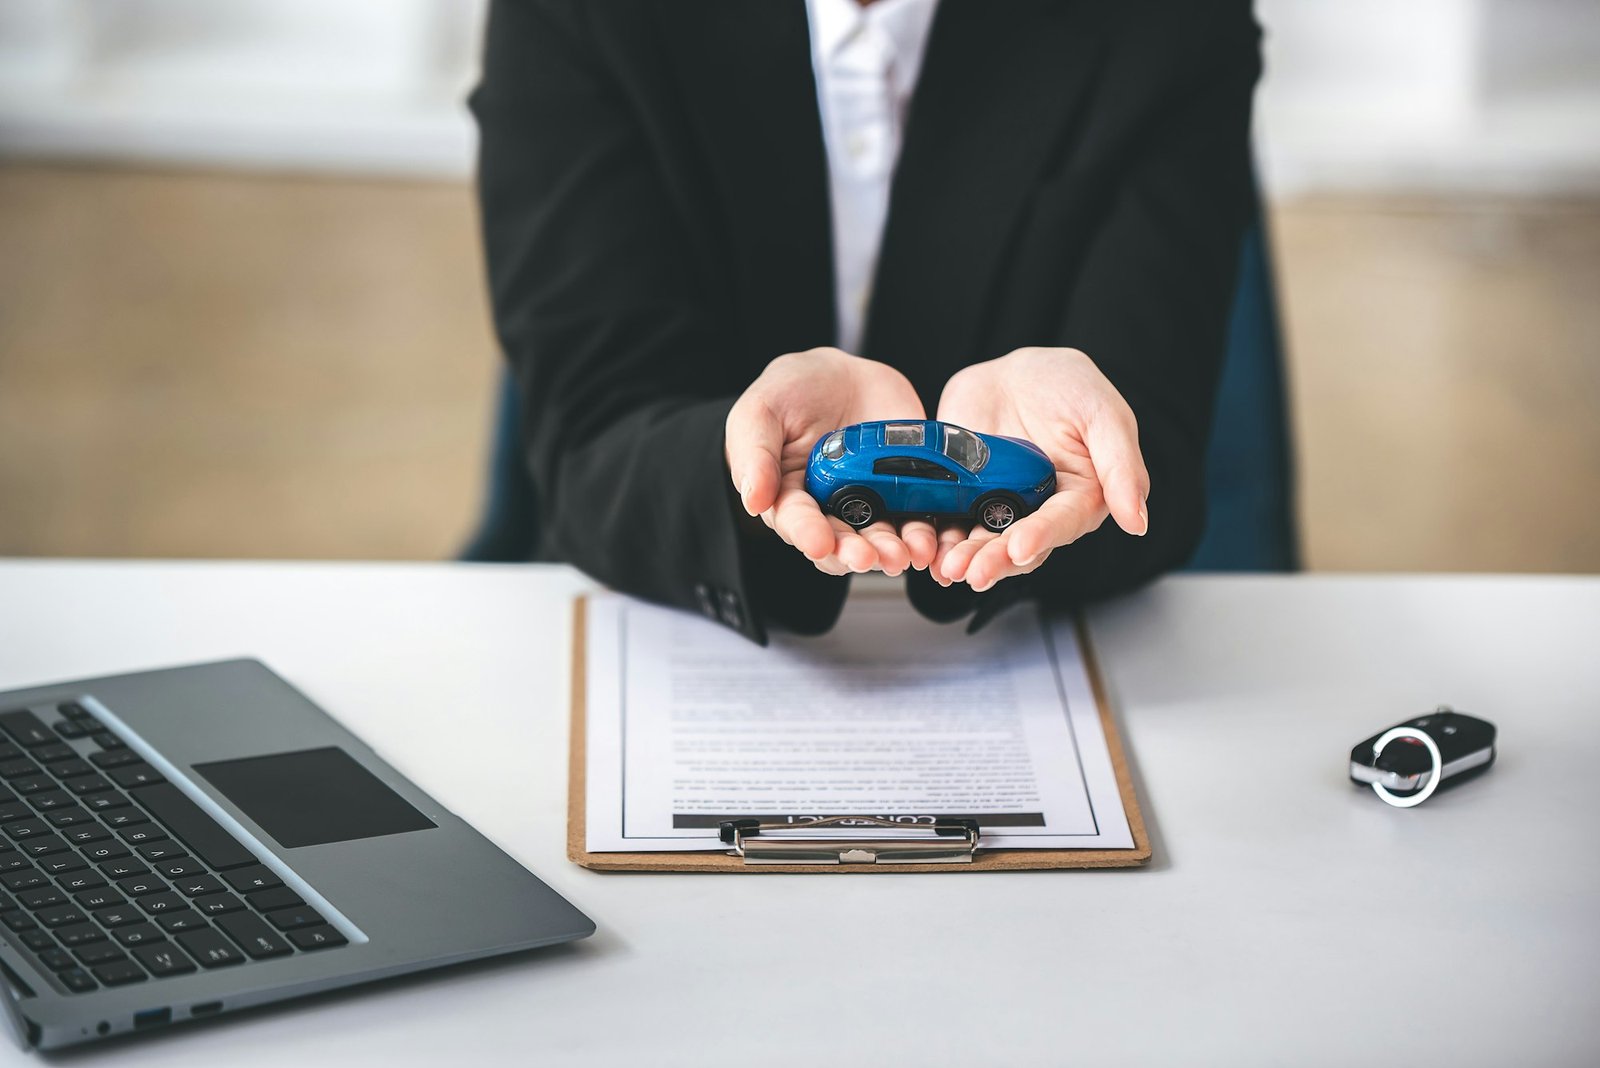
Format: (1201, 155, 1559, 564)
(805, 420, 1055, 531)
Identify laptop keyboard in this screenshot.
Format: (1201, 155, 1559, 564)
(0, 701, 346, 994)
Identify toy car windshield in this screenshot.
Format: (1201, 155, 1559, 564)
(941, 425, 989, 472)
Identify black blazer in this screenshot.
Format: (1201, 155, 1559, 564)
(472, 0, 1261, 642)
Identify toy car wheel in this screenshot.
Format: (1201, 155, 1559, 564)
(830, 489, 880, 529)
(977, 495, 1018, 532)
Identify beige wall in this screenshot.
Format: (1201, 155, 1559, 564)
(0, 164, 1595, 572)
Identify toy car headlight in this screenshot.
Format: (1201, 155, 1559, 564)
(1034, 473, 1055, 494)
(820, 430, 845, 461)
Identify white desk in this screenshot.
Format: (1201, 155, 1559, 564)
(1, 561, 1596, 1066)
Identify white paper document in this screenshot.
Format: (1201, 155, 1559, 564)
(583, 592, 1133, 852)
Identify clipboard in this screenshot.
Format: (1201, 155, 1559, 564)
(567, 596, 1152, 873)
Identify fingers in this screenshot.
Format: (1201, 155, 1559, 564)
(858, 521, 911, 577)
(770, 477, 839, 562)
(724, 395, 785, 516)
(899, 520, 938, 572)
(937, 526, 999, 586)
(931, 524, 969, 586)
(1083, 402, 1150, 536)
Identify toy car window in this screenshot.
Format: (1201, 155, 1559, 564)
(905, 459, 959, 482)
(883, 423, 925, 447)
(872, 457, 918, 476)
(941, 425, 990, 472)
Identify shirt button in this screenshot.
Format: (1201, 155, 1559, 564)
(693, 584, 717, 620)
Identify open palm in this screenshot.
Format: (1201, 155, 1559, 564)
(726, 348, 936, 576)
(933, 347, 1150, 591)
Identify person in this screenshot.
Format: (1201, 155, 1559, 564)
(471, 0, 1261, 643)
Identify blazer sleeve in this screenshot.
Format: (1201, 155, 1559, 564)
(970, 8, 1263, 629)
(470, 0, 848, 643)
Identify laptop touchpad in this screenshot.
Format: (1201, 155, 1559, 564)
(194, 746, 436, 848)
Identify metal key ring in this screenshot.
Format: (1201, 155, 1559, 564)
(1371, 726, 1443, 808)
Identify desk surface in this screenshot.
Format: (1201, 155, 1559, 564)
(0, 561, 1596, 1066)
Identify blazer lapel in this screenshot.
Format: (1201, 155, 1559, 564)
(650, 1, 836, 360)
(866, 1, 1106, 408)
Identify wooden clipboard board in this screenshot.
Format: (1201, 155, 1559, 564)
(567, 596, 1151, 873)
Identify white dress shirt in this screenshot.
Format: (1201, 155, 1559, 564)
(805, 0, 940, 355)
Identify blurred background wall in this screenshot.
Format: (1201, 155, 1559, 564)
(1, 0, 1597, 569)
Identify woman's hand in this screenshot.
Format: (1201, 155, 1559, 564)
(725, 348, 937, 577)
(933, 347, 1150, 591)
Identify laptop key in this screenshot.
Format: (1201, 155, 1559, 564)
(3, 819, 48, 840)
(55, 923, 106, 947)
(52, 720, 92, 740)
(1, 910, 36, 931)
(91, 733, 125, 750)
(0, 710, 54, 748)
(290, 925, 348, 951)
(118, 874, 167, 898)
(18, 886, 66, 910)
(92, 959, 146, 986)
(194, 893, 244, 916)
(0, 760, 38, 780)
(65, 825, 110, 846)
(28, 789, 74, 811)
(216, 912, 292, 959)
(156, 908, 205, 933)
(223, 865, 282, 894)
(0, 854, 24, 874)
(133, 942, 197, 977)
(12, 776, 53, 796)
(265, 906, 324, 931)
(74, 941, 126, 966)
(118, 827, 167, 847)
(67, 775, 113, 796)
(0, 803, 29, 823)
(75, 888, 125, 911)
(19, 929, 54, 950)
(95, 906, 143, 928)
(176, 875, 224, 897)
(57, 968, 97, 993)
(113, 922, 164, 948)
(38, 947, 75, 971)
(59, 702, 94, 722)
(90, 750, 142, 770)
(81, 842, 131, 863)
(101, 809, 148, 829)
(45, 758, 93, 779)
(22, 835, 71, 858)
(1, 870, 47, 892)
(99, 859, 148, 880)
(0, 744, 18, 763)
(156, 857, 205, 879)
(32, 744, 75, 766)
(244, 886, 304, 913)
(58, 871, 106, 892)
(82, 791, 129, 811)
(110, 765, 165, 790)
(176, 928, 245, 968)
(41, 854, 86, 875)
(139, 891, 184, 915)
(135, 842, 184, 863)
(45, 805, 94, 828)
(130, 783, 255, 870)
(36, 904, 89, 928)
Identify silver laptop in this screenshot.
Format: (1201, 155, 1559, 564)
(0, 659, 593, 1050)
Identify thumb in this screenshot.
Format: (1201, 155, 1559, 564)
(1084, 403, 1150, 536)
(724, 394, 784, 516)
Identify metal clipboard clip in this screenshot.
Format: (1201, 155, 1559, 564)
(718, 816, 981, 866)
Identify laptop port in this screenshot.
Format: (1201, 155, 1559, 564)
(134, 1008, 171, 1029)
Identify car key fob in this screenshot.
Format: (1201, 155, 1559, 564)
(1350, 706, 1496, 803)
